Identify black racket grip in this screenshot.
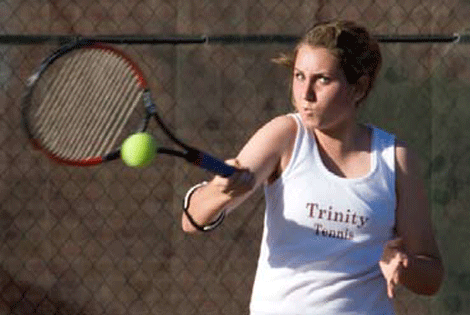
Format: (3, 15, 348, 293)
(190, 150, 235, 177)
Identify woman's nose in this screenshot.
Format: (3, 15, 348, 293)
(304, 81, 316, 102)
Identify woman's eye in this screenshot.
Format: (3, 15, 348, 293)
(294, 72, 305, 81)
(319, 76, 331, 84)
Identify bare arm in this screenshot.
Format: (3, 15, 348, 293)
(181, 115, 297, 233)
(380, 141, 444, 297)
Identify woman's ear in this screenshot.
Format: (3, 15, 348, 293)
(353, 75, 370, 107)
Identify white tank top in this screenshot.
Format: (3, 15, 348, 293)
(250, 113, 396, 315)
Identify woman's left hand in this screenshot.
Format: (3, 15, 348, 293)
(379, 238, 409, 298)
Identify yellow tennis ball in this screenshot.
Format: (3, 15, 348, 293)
(121, 132, 157, 168)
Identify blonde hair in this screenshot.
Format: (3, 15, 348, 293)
(275, 20, 382, 104)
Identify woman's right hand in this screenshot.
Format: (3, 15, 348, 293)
(212, 158, 255, 197)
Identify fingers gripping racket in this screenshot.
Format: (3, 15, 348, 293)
(21, 40, 235, 177)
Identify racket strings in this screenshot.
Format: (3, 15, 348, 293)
(34, 51, 89, 132)
(41, 50, 115, 154)
(59, 50, 130, 157)
(35, 49, 109, 148)
(89, 75, 143, 156)
(31, 48, 143, 160)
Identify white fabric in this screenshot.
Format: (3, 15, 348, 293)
(250, 113, 396, 315)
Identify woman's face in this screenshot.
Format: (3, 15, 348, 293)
(292, 44, 360, 132)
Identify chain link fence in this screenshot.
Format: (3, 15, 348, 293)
(1, 0, 470, 314)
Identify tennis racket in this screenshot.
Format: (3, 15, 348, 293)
(21, 40, 235, 177)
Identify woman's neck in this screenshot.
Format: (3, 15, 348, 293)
(313, 122, 369, 158)
(312, 122, 373, 178)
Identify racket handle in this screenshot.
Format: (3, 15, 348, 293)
(190, 151, 236, 177)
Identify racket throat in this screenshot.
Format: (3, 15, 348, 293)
(157, 147, 207, 168)
(184, 149, 205, 166)
(157, 147, 187, 159)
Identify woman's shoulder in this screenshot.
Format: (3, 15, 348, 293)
(235, 114, 299, 184)
(262, 115, 299, 180)
(255, 114, 298, 145)
(394, 139, 420, 174)
(263, 113, 298, 133)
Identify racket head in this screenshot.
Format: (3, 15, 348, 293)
(22, 41, 149, 166)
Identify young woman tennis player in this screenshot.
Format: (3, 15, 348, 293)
(182, 20, 444, 314)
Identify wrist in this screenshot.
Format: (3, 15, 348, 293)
(182, 182, 226, 232)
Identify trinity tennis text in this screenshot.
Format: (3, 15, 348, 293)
(306, 202, 370, 240)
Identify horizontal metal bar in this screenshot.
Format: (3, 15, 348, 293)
(0, 33, 468, 45)
(374, 34, 460, 43)
(206, 34, 300, 44)
(0, 34, 207, 45)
